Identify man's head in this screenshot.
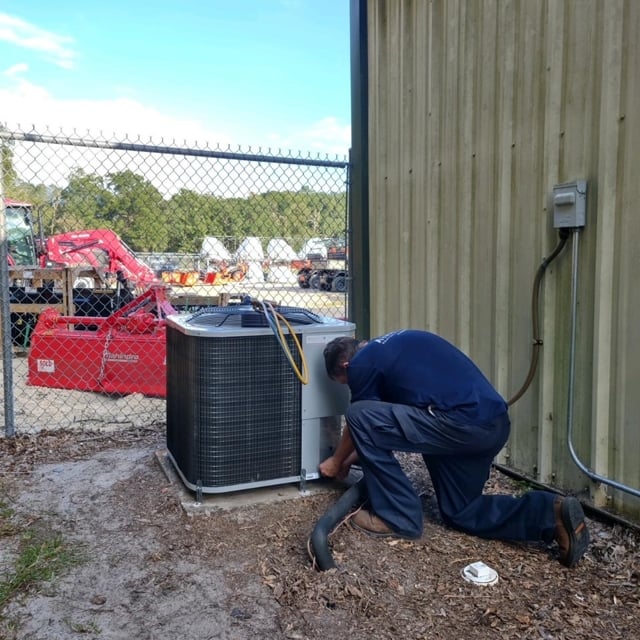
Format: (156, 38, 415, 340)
(323, 336, 362, 383)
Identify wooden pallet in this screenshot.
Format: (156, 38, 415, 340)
(2, 267, 110, 350)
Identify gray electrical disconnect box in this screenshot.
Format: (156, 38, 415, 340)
(552, 180, 587, 228)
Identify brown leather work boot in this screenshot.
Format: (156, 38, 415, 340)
(350, 509, 396, 538)
(554, 497, 590, 567)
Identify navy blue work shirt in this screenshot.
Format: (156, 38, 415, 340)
(346, 329, 507, 425)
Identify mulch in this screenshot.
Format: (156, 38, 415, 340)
(1, 426, 639, 639)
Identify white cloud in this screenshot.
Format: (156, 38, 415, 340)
(0, 77, 230, 144)
(1, 77, 350, 198)
(4, 62, 28, 76)
(301, 116, 351, 158)
(0, 13, 77, 69)
(1, 77, 236, 195)
(260, 117, 350, 160)
(0, 12, 351, 163)
(1, 76, 350, 158)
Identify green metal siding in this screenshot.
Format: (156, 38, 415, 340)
(361, 0, 640, 517)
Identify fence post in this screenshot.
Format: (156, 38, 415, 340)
(0, 142, 16, 437)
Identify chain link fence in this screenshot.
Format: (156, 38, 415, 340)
(1, 125, 350, 437)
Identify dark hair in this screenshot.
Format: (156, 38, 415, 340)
(323, 336, 361, 379)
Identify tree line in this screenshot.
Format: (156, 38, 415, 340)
(2, 139, 347, 254)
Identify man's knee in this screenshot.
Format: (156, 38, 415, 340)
(346, 400, 372, 416)
(345, 400, 381, 430)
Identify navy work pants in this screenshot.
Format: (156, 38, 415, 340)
(346, 400, 557, 541)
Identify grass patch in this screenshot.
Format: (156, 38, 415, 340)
(0, 531, 80, 611)
(0, 500, 17, 537)
(64, 617, 101, 634)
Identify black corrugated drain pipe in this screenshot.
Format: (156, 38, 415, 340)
(308, 477, 367, 571)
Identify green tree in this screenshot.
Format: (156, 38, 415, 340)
(105, 170, 168, 251)
(1, 131, 18, 192)
(165, 190, 219, 252)
(8, 155, 348, 258)
(57, 169, 111, 234)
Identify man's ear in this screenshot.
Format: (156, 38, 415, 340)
(341, 361, 349, 369)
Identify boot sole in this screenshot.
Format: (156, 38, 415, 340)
(350, 521, 420, 540)
(560, 497, 590, 567)
(350, 520, 398, 538)
(349, 512, 418, 540)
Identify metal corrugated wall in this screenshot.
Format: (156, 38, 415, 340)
(362, 0, 640, 517)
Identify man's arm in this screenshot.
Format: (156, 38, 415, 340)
(319, 424, 357, 479)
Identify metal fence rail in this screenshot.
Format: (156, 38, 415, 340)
(1, 125, 350, 437)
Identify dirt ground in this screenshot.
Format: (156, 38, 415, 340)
(1, 424, 639, 640)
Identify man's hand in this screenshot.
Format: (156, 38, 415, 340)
(319, 425, 357, 480)
(319, 455, 341, 478)
(319, 451, 359, 480)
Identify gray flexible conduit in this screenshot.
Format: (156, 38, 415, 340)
(565, 230, 640, 498)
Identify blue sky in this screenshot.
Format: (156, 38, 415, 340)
(0, 0, 351, 157)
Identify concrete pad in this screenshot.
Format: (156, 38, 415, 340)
(154, 449, 340, 516)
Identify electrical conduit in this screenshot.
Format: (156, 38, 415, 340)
(566, 229, 640, 498)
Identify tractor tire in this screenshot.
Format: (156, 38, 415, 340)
(73, 276, 96, 289)
(332, 274, 347, 292)
(308, 273, 321, 290)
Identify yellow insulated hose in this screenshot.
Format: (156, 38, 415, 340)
(266, 301, 309, 385)
(252, 298, 309, 385)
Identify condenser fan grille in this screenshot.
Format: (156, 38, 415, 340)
(167, 328, 302, 489)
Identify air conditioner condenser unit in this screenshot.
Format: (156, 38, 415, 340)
(165, 306, 355, 494)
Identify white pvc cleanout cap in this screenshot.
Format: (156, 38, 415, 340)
(461, 561, 499, 586)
